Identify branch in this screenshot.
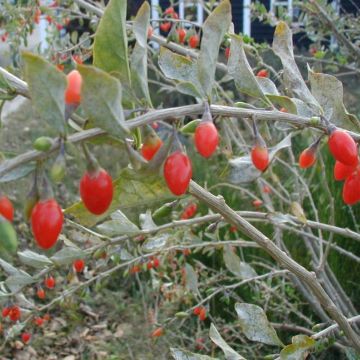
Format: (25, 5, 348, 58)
(188, 180, 360, 352)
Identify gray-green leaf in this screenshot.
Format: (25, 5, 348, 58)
(185, 263, 199, 295)
(97, 210, 140, 236)
(171, 348, 218, 360)
(223, 246, 257, 279)
(18, 250, 53, 269)
(280, 335, 315, 360)
(51, 246, 86, 266)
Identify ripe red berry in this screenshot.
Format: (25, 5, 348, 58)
(299, 147, 316, 169)
(9, 306, 21, 322)
(193, 306, 201, 316)
(43, 313, 51, 321)
(34, 317, 44, 327)
(251, 145, 269, 171)
(46, 15, 53, 24)
(177, 28, 186, 44)
(199, 307, 207, 321)
(2, 307, 10, 318)
(45, 276, 55, 289)
(194, 122, 219, 158)
(328, 129, 358, 166)
(334, 161, 357, 181)
(188, 35, 199, 49)
(64, 70, 82, 105)
(147, 261, 153, 270)
(151, 327, 164, 337)
(180, 203, 197, 220)
(342, 170, 360, 205)
(280, 107, 287, 113)
(153, 258, 160, 268)
(31, 199, 63, 250)
(72, 55, 83, 64)
(56, 23, 63, 31)
(160, 22, 171, 33)
(257, 69, 269, 77)
(164, 151, 192, 196)
(0, 195, 14, 222)
(252, 199, 263, 208)
(80, 168, 113, 215)
(141, 137, 163, 161)
(73, 259, 85, 273)
(225, 47, 230, 59)
(182, 248, 191, 256)
(262, 185, 271, 194)
(34, 8, 41, 24)
(130, 265, 141, 274)
(21, 332, 31, 344)
(147, 26, 153, 39)
(37, 288, 45, 300)
(164, 7, 175, 15)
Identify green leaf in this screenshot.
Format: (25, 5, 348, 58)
(93, 0, 130, 84)
(131, 1, 152, 105)
(280, 335, 315, 360)
(197, 0, 231, 97)
(139, 211, 157, 230)
(142, 233, 170, 252)
(209, 323, 247, 360)
(228, 35, 267, 101)
(51, 246, 86, 266)
(0, 257, 20, 275)
(18, 250, 53, 269)
(272, 22, 319, 112)
(223, 246, 257, 280)
(158, 47, 204, 98)
(77, 64, 129, 139)
(185, 263, 199, 295)
(0, 220, 17, 258)
(5, 323, 26, 340)
(5, 271, 35, 292)
(235, 303, 283, 346)
(97, 210, 140, 236)
(266, 95, 297, 114)
(22, 52, 67, 135)
(180, 119, 201, 134)
(171, 348, 218, 360)
(308, 67, 360, 130)
(0, 163, 35, 183)
(65, 168, 174, 227)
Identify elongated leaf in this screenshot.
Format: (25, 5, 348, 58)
(158, 47, 204, 98)
(142, 233, 170, 252)
(18, 250, 53, 269)
(77, 65, 129, 139)
(131, 1, 152, 105)
(51, 246, 85, 266)
(93, 0, 130, 84)
(308, 67, 360, 130)
(272, 22, 319, 112)
(223, 246, 257, 280)
(65, 168, 174, 227)
(0, 257, 20, 275)
(209, 323, 247, 360)
(266, 95, 297, 114)
(6, 271, 35, 292)
(0, 163, 35, 183)
(22, 52, 67, 134)
(171, 348, 218, 360)
(5, 323, 25, 340)
(229, 134, 292, 184)
(97, 210, 139, 236)
(235, 303, 283, 346)
(185, 263, 199, 295)
(139, 211, 157, 230)
(197, 0, 231, 97)
(0, 220, 17, 258)
(280, 335, 315, 360)
(228, 35, 267, 102)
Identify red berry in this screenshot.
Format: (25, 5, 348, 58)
(147, 261, 153, 270)
(188, 35, 199, 49)
(43, 313, 51, 321)
(164, 151, 192, 196)
(80, 168, 113, 215)
(251, 146, 269, 171)
(328, 129, 358, 166)
(45, 276, 55, 289)
(182, 248, 191, 256)
(56, 64, 65, 71)
(34, 8, 41, 24)
(172, 12, 179, 19)
(56, 23, 63, 31)
(9, 306, 21, 322)
(225, 47, 230, 59)
(2, 307, 10, 318)
(342, 170, 360, 205)
(64, 70, 82, 105)
(37, 288, 45, 300)
(151, 327, 164, 337)
(21, 332, 31, 344)
(299, 147, 316, 169)
(0, 195, 14, 222)
(252, 199, 263, 208)
(34, 317, 44, 327)
(141, 138, 163, 161)
(180, 203, 197, 220)
(177, 28, 186, 44)
(72, 55, 83, 64)
(334, 161, 357, 181)
(147, 26, 153, 39)
(229, 225, 237, 233)
(199, 307, 207, 321)
(153, 258, 160, 268)
(257, 69, 269, 77)
(193, 306, 201, 316)
(280, 107, 287, 113)
(46, 15, 53, 24)
(164, 7, 175, 15)
(160, 22, 171, 33)
(194, 122, 219, 158)
(130, 265, 141, 274)
(73, 259, 85, 273)
(31, 199, 63, 250)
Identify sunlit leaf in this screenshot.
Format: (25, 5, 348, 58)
(235, 303, 283, 346)
(0, 163, 35, 183)
(280, 335, 315, 360)
(97, 210, 140, 236)
(51, 246, 86, 266)
(223, 246, 257, 279)
(18, 250, 53, 269)
(142, 233, 170, 252)
(171, 348, 218, 360)
(185, 263, 199, 295)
